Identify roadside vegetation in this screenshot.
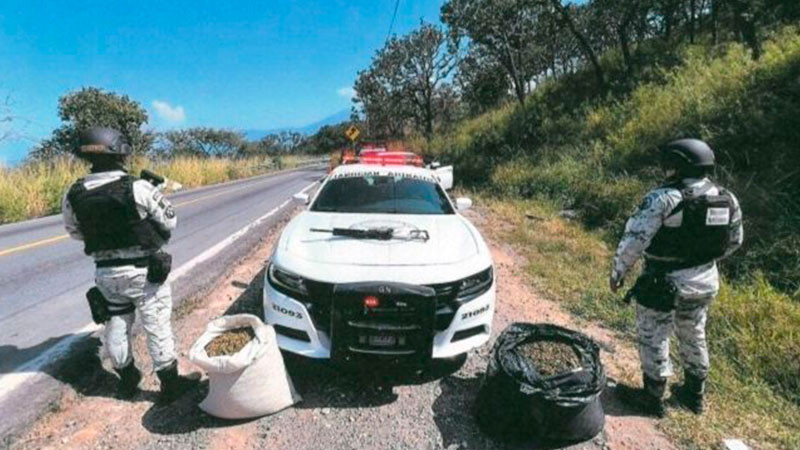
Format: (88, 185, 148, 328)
(427, 29, 800, 450)
(345, 0, 800, 447)
(0, 154, 313, 224)
(433, 30, 800, 292)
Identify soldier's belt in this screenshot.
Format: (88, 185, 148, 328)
(645, 258, 711, 273)
(95, 257, 150, 268)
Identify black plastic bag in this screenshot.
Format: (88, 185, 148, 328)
(475, 323, 606, 443)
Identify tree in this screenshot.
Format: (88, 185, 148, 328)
(723, 0, 764, 59)
(299, 122, 353, 154)
(442, 0, 548, 105)
(242, 131, 305, 155)
(456, 48, 511, 115)
(353, 66, 408, 139)
(545, 0, 606, 87)
(156, 128, 246, 157)
(590, 0, 655, 76)
(30, 87, 150, 159)
(394, 23, 457, 139)
(354, 22, 456, 140)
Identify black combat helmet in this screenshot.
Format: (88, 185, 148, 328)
(78, 127, 131, 156)
(660, 138, 715, 178)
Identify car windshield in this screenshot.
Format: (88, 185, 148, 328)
(311, 174, 454, 215)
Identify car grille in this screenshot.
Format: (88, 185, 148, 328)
(330, 282, 437, 363)
(303, 280, 462, 336)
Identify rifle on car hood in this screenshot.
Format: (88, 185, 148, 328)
(310, 227, 429, 242)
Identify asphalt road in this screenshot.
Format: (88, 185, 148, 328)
(0, 165, 324, 438)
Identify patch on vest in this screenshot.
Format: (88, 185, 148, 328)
(706, 207, 730, 226)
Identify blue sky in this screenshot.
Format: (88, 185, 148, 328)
(0, 0, 444, 164)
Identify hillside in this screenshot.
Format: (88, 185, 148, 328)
(431, 27, 800, 293)
(426, 27, 800, 449)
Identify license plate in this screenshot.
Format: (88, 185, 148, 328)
(368, 335, 397, 347)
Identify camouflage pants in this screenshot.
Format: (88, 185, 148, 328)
(95, 266, 176, 371)
(635, 295, 712, 392)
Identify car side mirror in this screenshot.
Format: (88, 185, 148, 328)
(293, 192, 310, 205)
(455, 197, 472, 211)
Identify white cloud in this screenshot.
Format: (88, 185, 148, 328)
(337, 86, 356, 99)
(151, 100, 186, 124)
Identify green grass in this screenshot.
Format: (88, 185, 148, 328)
(477, 195, 800, 449)
(425, 27, 800, 447)
(0, 155, 316, 224)
(428, 27, 800, 292)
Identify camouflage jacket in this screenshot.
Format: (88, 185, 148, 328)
(611, 178, 743, 298)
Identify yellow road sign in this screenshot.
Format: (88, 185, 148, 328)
(345, 125, 360, 142)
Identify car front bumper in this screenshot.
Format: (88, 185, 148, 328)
(263, 277, 494, 360)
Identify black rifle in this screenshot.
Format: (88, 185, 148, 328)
(140, 169, 166, 187)
(311, 227, 394, 240)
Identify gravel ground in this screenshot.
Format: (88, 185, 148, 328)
(6, 205, 676, 450)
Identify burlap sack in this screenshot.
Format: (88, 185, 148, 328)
(189, 314, 301, 419)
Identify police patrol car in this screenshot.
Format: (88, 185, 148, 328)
(263, 156, 495, 363)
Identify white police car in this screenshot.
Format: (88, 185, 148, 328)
(263, 161, 494, 363)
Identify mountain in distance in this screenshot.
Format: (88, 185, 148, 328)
(244, 108, 351, 141)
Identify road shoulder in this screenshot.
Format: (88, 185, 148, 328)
(7, 203, 675, 450)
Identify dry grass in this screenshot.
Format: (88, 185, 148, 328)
(0, 155, 316, 224)
(0, 156, 88, 223)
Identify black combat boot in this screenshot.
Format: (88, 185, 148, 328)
(114, 361, 142, 400)
(673, 371, 705, 414)
(617, 374, 667, 418)
(155, 360, 198, 405)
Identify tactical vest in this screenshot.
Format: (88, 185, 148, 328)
(646, 181, 734, 267)
(67, 175, 168, 255)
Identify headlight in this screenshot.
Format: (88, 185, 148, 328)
(456, 266, 493, 302)
(268, 264, 309, 299)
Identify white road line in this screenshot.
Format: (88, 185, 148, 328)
(0, 181, 317, 401)
(0, 322, 101, 400)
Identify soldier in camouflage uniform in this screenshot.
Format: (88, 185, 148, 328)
(62, 127, 196, 403)
(609, 139, 743, 417)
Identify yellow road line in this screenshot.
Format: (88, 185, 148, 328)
(0, 234, 70, 257)
(0, 175, 283, 258)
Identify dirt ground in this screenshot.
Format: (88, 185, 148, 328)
(7, 205, 676, 450)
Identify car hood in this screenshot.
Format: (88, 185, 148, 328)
(281, 212, 480, 266)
